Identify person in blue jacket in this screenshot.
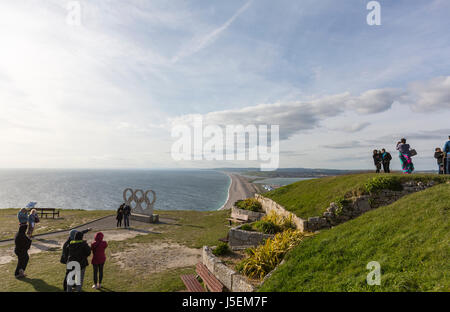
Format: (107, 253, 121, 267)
(17, 208, 29, 225)
(443, 136, 450, 174)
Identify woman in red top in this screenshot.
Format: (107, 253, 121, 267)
(91, 232, 107, 289)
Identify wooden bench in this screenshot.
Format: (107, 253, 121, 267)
(227, 212, 249, 226)
(180, 263, 224, 292)
(28, 208, 60, 219)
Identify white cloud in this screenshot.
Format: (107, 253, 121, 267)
(407, 76, 450, 112)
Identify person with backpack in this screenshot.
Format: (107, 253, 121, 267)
(67, 231, 91, 292)
(116, 204, 124, 228)
(372, 150, 382, 173)
(443, 136, 450, 174)
(123, 204, 131, 229)
(434, 148, 445, 174)
(381, 149, 392, 173)
(27, 209, 39, 238)
(91, 232, 108, 289)
(14, 224, 32, 278)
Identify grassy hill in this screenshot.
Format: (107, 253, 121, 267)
(263, 173, 449, 219)
(259, 183, 450, 292)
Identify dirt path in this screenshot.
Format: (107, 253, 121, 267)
(0, 215, 175, 265)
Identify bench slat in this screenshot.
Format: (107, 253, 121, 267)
(196, 263, 224, 292)
(180, 274, 205, 292)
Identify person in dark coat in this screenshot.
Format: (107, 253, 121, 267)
(14, 224, 32, 278)
(123, 204, 131, 229)
(434, 148, 445, 174)
(61, 228, 91, 291)
(116, 204, 124, 228)
(66, 231, 91, 292)
(91, 232, 108, 289)
(373, 150, 382, 173)
(381, 148, 392, 173)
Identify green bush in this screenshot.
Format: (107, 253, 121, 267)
(240, 224, 254, 231)
(235, 198, 262, 212)
(254, 220, 281, 234)
(213, 242, 231, 256)
(365, 176, 403, 193)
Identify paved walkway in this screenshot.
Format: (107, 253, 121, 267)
(0, 215, 175, 247)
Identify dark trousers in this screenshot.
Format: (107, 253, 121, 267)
(375, 163, 381, 173)
(123, 215, 130, 228)
(63, 269, 70, 291)
(15, 251, 29, 276)
(117, 218, 122, 227)
(383, 162, 390, 173)
(93, 263, 104, 284)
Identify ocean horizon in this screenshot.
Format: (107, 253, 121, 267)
(0, 169, 231, 211)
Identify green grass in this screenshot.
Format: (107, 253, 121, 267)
(259, 184, 450, 292)
(263, 173, 449, 219)
(0, 209, 229, 292)
(0, 209, 113, 241)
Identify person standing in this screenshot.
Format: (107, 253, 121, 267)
(27, 209, 39, 238)
(123, 204, 131, 229)
(91, 232, 108, 289)
(372, 150, 382, 173)
(17, 208, 29, 225)
(381, 149, 392, 173)
(434, 148, 445, 174)
(14, 224, 32, 278)
(116, 204, 124, 228)
(396, 138, 414, 174)
(67, 231, 91, 292)
(443, 136, 450, 174)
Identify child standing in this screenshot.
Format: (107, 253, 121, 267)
(27, 209, 39, 238)
(91, 232, 108, 289)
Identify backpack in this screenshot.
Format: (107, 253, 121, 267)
(34, 215, 40, 223)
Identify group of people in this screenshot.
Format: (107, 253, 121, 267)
(17, 208, 39, 238)
(14, 208, 40, 278)
(14, 208, 108, 292)
(372, 136, 450, 174)
(372, 148, 392, 173)
(60, 228, 108, 292)
(116, 203, 131, 228)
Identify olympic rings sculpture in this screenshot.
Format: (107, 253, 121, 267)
(123, 188, 156, 215)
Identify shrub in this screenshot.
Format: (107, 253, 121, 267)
(213, 242, 231, 256)
(235, 198, 262, 212)
(240, 223, 254, 231)
(254, 220, 280, 234)
(365, 176, 403, 194)
(237, 229, 304, 280)
(262, 211, 296, 231)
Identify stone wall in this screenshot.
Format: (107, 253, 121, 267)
(228, 224, 274, 249)
(256, 180, 438, 233)
(255, 194, 307, 231)
(308, 180, 437, 232)
(231, 206, 265, 222)
(202, 246, 255, 292)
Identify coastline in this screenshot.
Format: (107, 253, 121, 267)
(219, 172, 260, 210)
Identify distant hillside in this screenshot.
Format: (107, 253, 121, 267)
(259, 183, 450, 291)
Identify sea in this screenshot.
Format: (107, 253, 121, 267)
(0, 169, 231, 211)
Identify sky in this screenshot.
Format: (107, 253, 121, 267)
(0, 0, 449, 170)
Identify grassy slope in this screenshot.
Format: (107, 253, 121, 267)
(0, 209, 113, 241)
(259, 184, 450, 292)
(263, 173, 449, 219)
(0, 210, 229, 292)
